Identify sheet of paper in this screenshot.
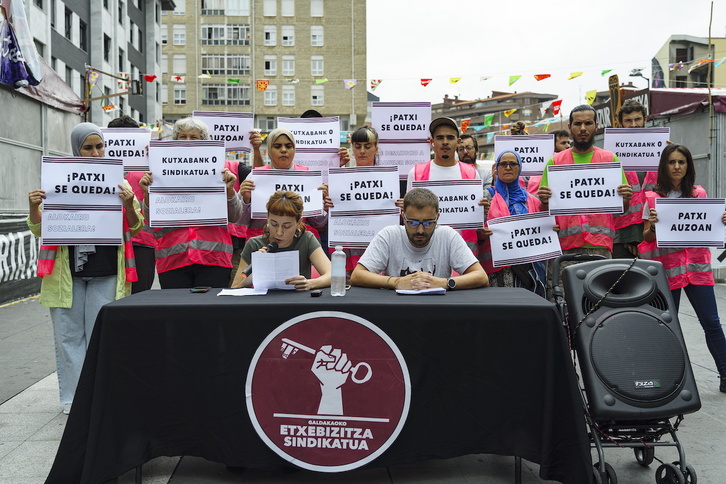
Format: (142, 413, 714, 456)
(396, 288, 446, 295)
(217, 288, 268, 296)
(252, 251, 300, 291)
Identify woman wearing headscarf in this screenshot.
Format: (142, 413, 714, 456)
(27, 122, 143, 414)
(478, 150, 546, 295)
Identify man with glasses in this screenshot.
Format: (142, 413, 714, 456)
(457, 134, 493, 187)
(350, 188, 489, 290)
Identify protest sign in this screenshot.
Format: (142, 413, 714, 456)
(547, 162, 624, 215)
(100, 127, 151, 172)
(488, 212, 561, 267)
(192, 111, 254, 152)
(250, 169, 324, 219)
(328, 209, 400, 249)
(41, 157, 124, 245)
(411, 179, 484, 230)
(654, 198, 726, 248)
(372, 102, 431, 140)
(328, 166, 400, 212)
(377, 140, 429, 179)
(603, 128, 670, 171)
(277, 117, 340, 149)
(494, 134, 554, 176)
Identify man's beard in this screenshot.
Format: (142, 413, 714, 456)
(572, 137, 594, 151)
(459, 154, 474, 164)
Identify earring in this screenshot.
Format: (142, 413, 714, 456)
(295, 228, 302, 238)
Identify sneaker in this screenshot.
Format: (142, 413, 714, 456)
(63, 403, 72, 415)
(721, 377, 726, 393)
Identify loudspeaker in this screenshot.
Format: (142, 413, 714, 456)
(562, 259, 701, 420)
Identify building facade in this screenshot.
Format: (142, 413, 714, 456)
(160, 0, 367, 134)
(652, 34, 726, 89)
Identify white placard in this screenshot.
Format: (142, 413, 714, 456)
(41, 157, 124, 245)
(378, 140, 430, 179)
(372, 102, 432, 141)
(328, 210, 400, 249)
(494, 134, 554, 176)
(328, 166, 400, 212)
(277, 117, 340, 149)
(147, 189, 229, 227)
(251, 251, 300, 291)
(603, 128, 670, 171)
(101, 128, 151, 173)
(411, 179, 484, 230)
(192, 111, 255, 152)
(488, 212, 561, 267)
(654, 198, 726, 248)
(148, 140, 226, 189)
(250, 169, 324, 219)
(293, 147, 340, 183)
(547, 163, 624, 215)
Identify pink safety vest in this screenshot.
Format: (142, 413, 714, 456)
(126, 171, 157, 248)
(613, 171, 646, 230)
(638, 187, 714, 290)
(225, 160, 248, 239)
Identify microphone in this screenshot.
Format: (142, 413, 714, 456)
(243, 242, 279, 276)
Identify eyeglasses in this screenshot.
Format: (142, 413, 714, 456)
(457, 145, 476, 151)
(498, 161, 520, 168)
(403, 216, 437, 229)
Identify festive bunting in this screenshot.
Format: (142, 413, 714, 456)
(483, 114, 494, 128)
(542, 123, 550, 133)
(585, 90, 598, 105)
(344, 79, 358, 89)
(460, 119, 470, 133)
(688, 59, 714, 73)
(102, 104, 116, 111)
(198, 72, 211, 79)
(143, 74, 157, 82)
(315, 78, 329, 84)
(508, 75, 521, 86)
(171, 75, 185, 83)
(370, 79, 381, 91)
(534, 74, 551, 81)
(486, 132, 495, 143)
(551, 100, 563, 116)
(420, 78, 432, 87)
(473, 126, 484, 132)
(480, 76, 491, 82)
(227, 78, 241, 83)
(86, 70, 100, 86)
(256, 79, 270, 91)
(669, 62, 685, 71)
(117, 72, 130, 89)
(450, 77, 461, 84)
(288, 78, 300, 83)
(568, 72, 583, 80)
(503, 109, 517, 118)
(601, 70, 612, 76)
(717, 57, 726, 68)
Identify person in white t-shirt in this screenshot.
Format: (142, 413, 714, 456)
(351, 188, 489, 291)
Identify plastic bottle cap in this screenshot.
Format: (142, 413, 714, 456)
(335, 246, 343, 251)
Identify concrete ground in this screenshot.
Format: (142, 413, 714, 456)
(1, 286, 725, 484)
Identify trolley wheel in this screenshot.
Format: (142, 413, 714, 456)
(592, 466, 603, 484)
(634, 446, 655, 467)
(681, 463, 697, 484)
(593, 462, 617, 484)
(656, 462, 685, 484)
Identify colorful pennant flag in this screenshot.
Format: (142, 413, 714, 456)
(717, 57, 726, 68)
(287, 78, 300, 84)
(483, 114, 494, 128)
(542, 123, 550, 133)
(503, 109, 517, 118)
(198, 72, 211, 79)
(450, 77, 461, 84)
(86, 70, 100, 86)
(473, 126, 484, 132)
(688, 59, 714, 74)
(601, 70, 612, 76)
(508, 75, 521, 86)
(370, 79, 381, 91)
(534, 74, 551, 81)
(585, 90, 598, 105)
(480, 76, 491, 82)
(568, 72, 583, 80)
(486, 132, 495, 143)
(256, 79, 270, 91)
(551, 100, 563, 116)
(143, 74, 157, 82)
(117, 72, 130, 89)
(227, 78, 241, 84)
(420, 78, 432, 87)
(669, 62, 685, 71)
(102, 104, 116, 112)
(344, 79, 358, 89)
(171, 75, 185, 83)
(315, 78, 329, 84)
(460, 119, 470, 133)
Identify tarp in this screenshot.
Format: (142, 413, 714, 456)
(650, 88, 726, 117)
(0, 214, 40, 305)
(17, 56, 86, 114)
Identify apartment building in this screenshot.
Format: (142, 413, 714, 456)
(161, 0, 367, 133)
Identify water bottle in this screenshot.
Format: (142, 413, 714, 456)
(331, 245, 346, 296)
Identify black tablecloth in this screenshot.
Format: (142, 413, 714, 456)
(46, 287, 592, 484)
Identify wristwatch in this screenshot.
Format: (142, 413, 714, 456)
(447, 277, 456, 290)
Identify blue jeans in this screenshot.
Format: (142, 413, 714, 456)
(671, 284, 726, 378)
(49, 275, 117, 403)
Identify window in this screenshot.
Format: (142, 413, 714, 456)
(310, 0, 323, 17)
(311, 55, 324, 76)
(311, 25, 323, 46)
(137, 0, 143, 10)
(201, 54, 250, 75)
(173, 25, 186, 45)
(264, 55, 277, 76)
(119, 48, 125, 71)
(161, 54, 168, 75)
(173, 54, 187, 75)
(173, 0, 186, 15)
(201, 24, 250, 45)
(50, 0, 56, 27)
(675, 47, 693, 63)
(137, 27, 143, 52)
(64, 8, 72, 39)
(174, 84, 187, 105)
(79, 20, 87, 51)
(282, 26, 294, 46)
(259, 117, 276, 131)
(161, 83, 169, 104)
(202, 83, 251, 105)
(161, 25, 168, 44)
(263, 0, 276, 16)
(281, 0, 294, 16)
(118, 1, 124, 24)
(264, 25, 276, 46)
(34, 40, 45, 57)
(282, 85, 295, 106)
(34, 0, 43, 8)
(119, 96, 126, 115)
(311, 85, 324, 106)
(675, 76, 687, 88)
(103, 34, 111, 62)
(65, 66, 73, 87)
(156, 42, 161, 63)
(227, 0, 251, 16)
(282, 55, 295, 76)
(264, 85, 277, 106)
(129, 22, 135, 45)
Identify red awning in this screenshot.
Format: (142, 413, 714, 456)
(650, 88, 726, 117)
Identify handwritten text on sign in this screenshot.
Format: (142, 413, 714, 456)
(547, 162, 624, 215)
(654, 198, 726, 248)
(488, 212, 561, 267)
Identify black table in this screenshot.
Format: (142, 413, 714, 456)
(46, 287, 592, 484)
